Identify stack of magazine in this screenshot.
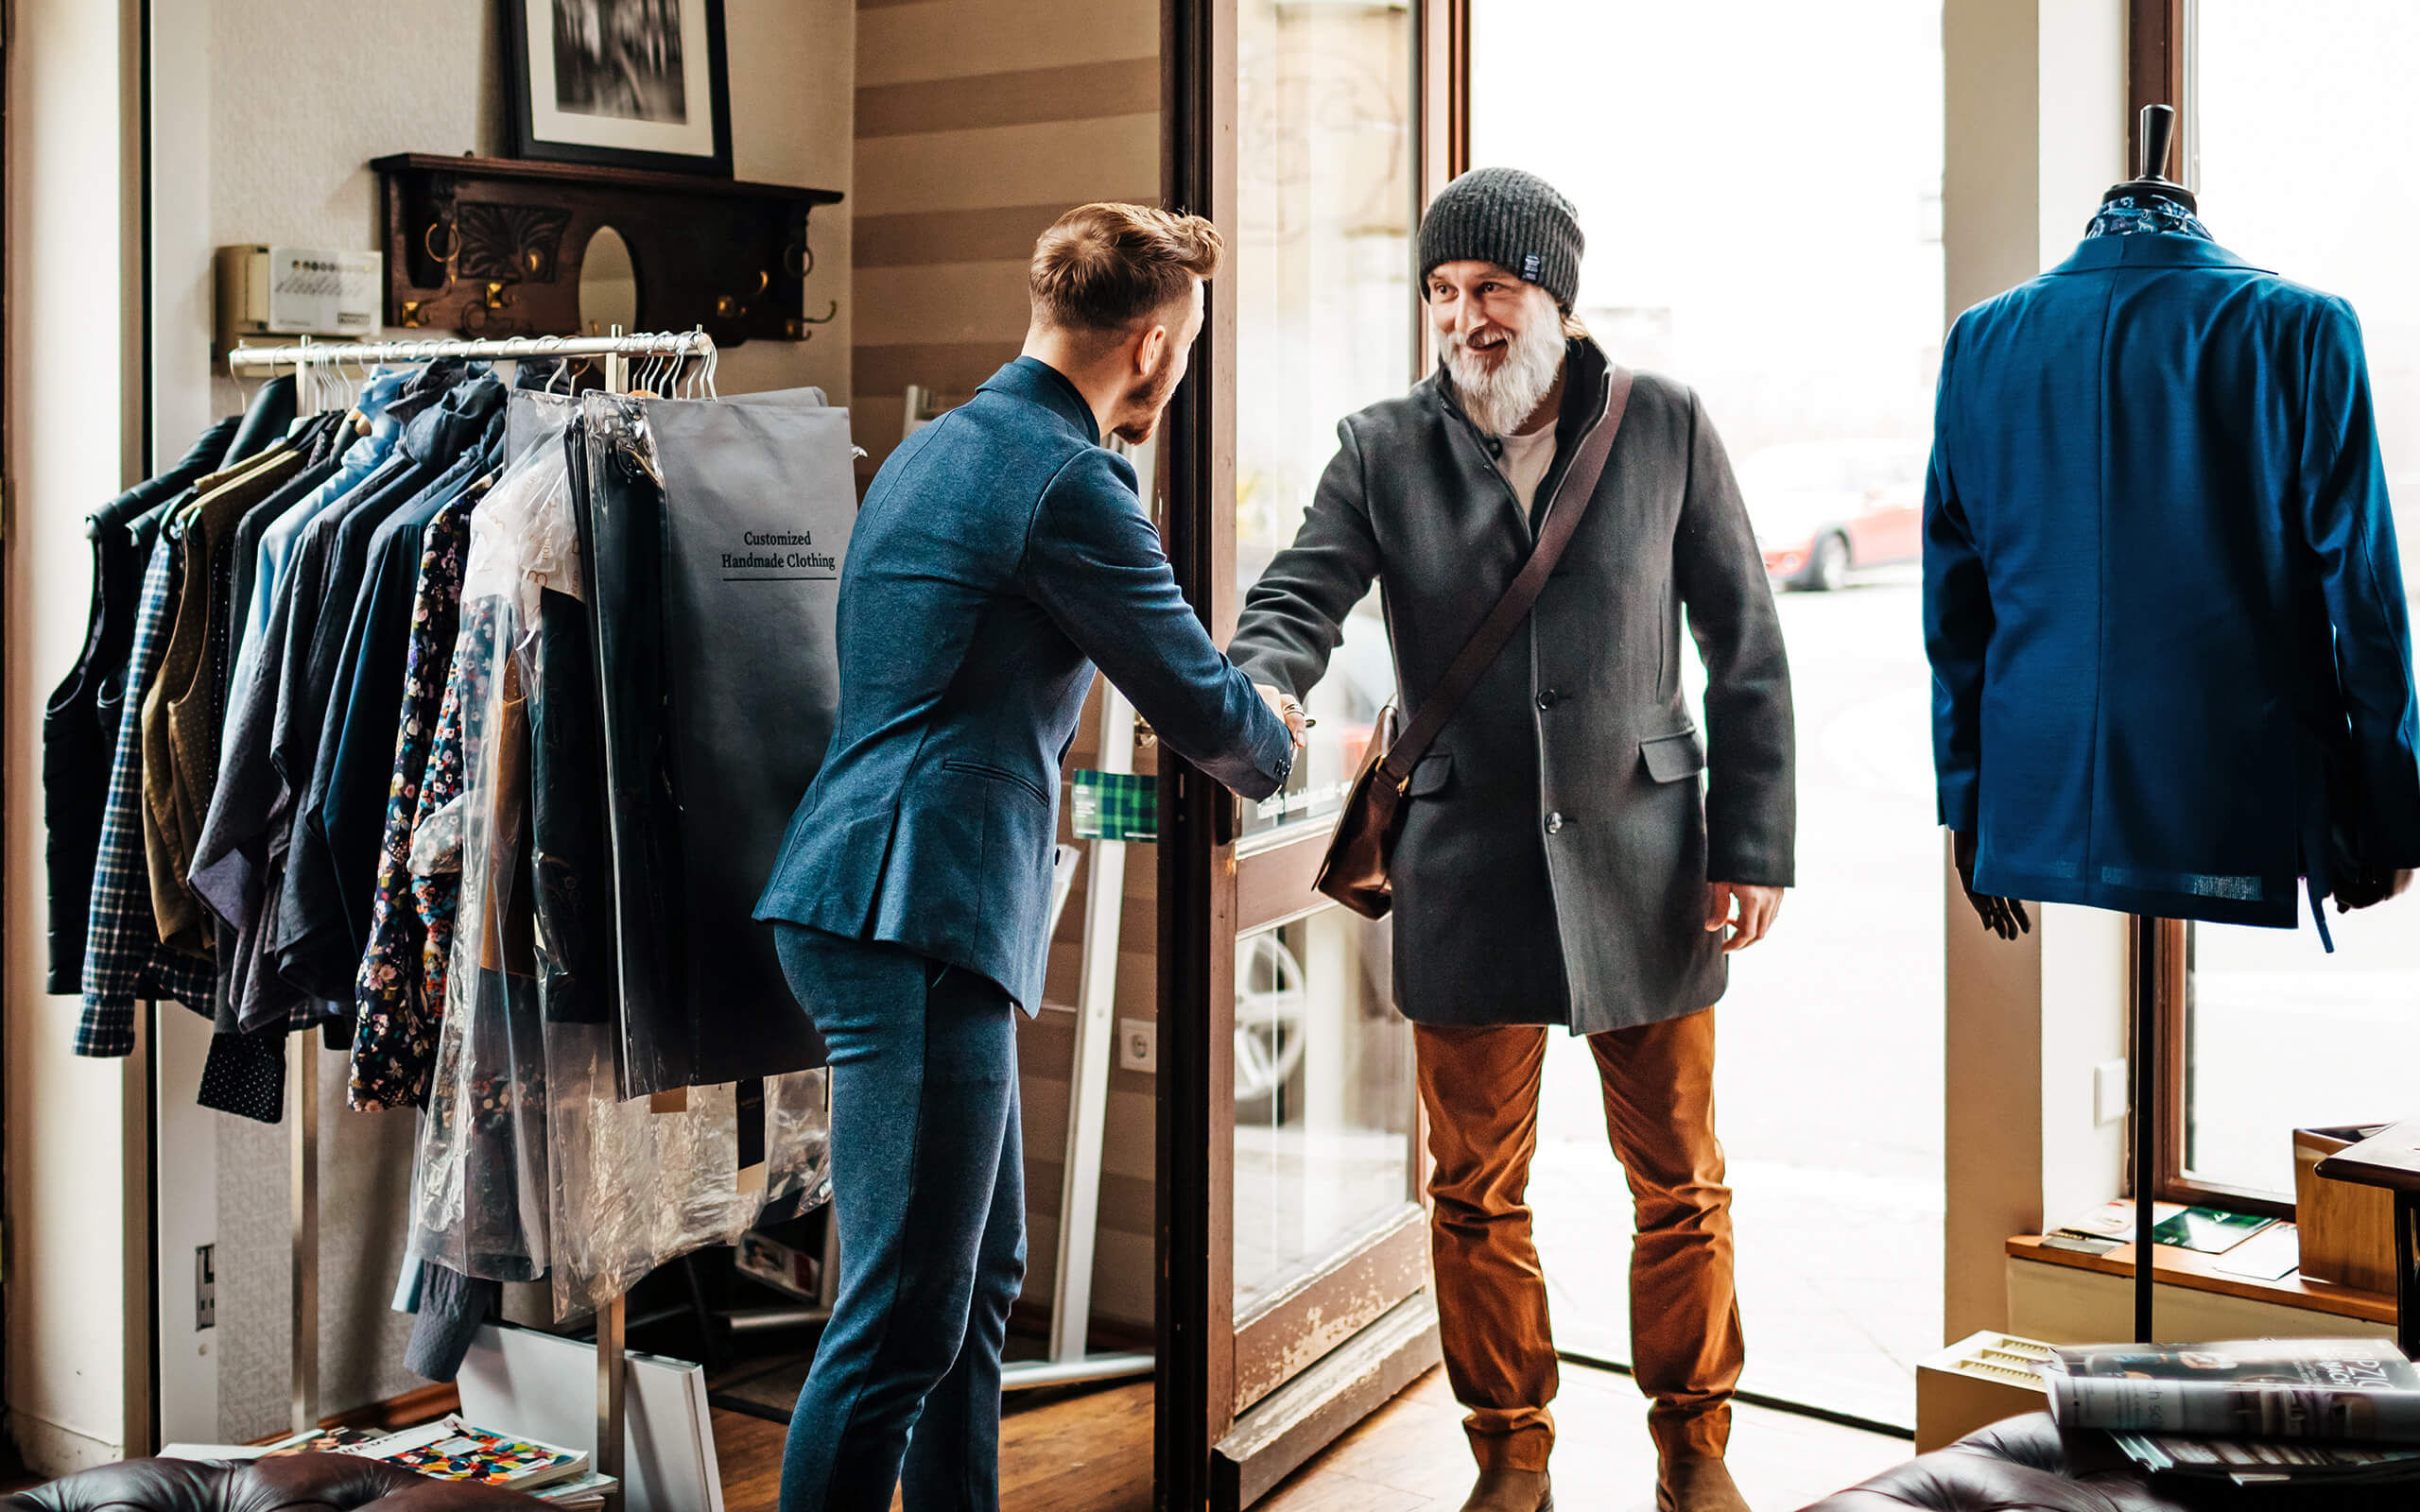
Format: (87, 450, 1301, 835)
(2039, 1338, 2420, 1487)
(169, 1416, 617, 1507)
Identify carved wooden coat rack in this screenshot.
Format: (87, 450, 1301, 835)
(373, 153, 843, 347)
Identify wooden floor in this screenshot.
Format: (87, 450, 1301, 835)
(714, 1381, 1155, 1512)
(708, 1365, 1912, 1512)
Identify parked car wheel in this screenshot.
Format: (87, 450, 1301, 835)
(1808, 531, 1851, 592)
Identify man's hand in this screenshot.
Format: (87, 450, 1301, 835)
(1703, 883, 1782, 952)
(1255, 683, 1309, 751)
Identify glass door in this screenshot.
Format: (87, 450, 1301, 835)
(1160, 2, 1449, 1506)
(1466, 0, 1947, 1431)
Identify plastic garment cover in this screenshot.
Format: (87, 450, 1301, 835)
(412, 390, 832, 1313)
(577, 390, 852, 1096)
(409, 414, 577, 1283)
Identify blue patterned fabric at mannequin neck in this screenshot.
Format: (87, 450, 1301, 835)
(2086, 192, 2213, 240)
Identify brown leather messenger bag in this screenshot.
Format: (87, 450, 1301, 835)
(1315, 366, 1634, 919)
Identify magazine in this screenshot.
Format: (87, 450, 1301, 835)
(2110, 1431, 2420, 1486)
(261, 1426, 383, 1457)
(533, 1469, 621, 1508)
(337, 1415, 590, 1490)
(2041, 1339, 2420, 1441)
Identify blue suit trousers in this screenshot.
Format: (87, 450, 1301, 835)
(775, 925, 1027, 1512)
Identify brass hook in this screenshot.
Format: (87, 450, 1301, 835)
(424, 217, 461, 264)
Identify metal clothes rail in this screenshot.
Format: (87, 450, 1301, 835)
(224, 330, 719, 377)
(221, 328, 718, 1511)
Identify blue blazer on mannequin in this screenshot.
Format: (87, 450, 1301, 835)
(1925, 232, 2420, 931)
(756, 357, 1293, 1010)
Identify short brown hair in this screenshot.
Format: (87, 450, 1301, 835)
(1029, 202, 1225, 335)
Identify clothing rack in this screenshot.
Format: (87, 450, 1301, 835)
(221, 327, 720, 1511)
(225, 330, 720, 387)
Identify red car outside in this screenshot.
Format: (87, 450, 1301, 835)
(1744, 438, 1928, 592)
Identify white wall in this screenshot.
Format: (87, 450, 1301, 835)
(3, 0, 150, 1476)
(5, 0, 854, 1465)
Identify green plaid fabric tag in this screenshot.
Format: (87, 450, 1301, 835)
(1070, 770, 1158, 842)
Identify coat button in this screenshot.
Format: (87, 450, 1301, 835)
(1546, 812, 1564, 834)
(1537, 690, 1560, 710)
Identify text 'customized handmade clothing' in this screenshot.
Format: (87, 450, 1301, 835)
(1231, 336, 1795, 1033)
(1924, 228, 2420, 932)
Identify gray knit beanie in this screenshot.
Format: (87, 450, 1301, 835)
(1418, 166, 1583, 311)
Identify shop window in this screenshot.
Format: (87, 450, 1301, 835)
(1474, 0, 1945, 1428)
(2169, 0, 2420, 1207)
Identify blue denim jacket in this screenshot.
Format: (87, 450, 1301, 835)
(756, 358, 1292, 1010)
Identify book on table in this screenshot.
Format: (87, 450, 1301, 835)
(2041, 1339, 2420, 1442)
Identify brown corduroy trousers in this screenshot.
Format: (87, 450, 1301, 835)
(1414, 1008, 1743, 1472)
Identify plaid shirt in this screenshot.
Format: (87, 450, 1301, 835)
(78, 531, 216, 1055)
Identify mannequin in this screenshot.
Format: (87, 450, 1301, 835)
(1952, 106, 2412, 937)
(1949, 104, 2198, 941)
(1931, 103, 2420, 1345)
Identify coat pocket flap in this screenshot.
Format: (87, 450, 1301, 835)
(1639, 729, 1706, 782)
(1407, 752, 1454, 797)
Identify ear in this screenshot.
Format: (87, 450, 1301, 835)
(1134, 320, 1171, 377)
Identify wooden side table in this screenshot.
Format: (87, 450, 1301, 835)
(2314, 1119, 2420, 1357)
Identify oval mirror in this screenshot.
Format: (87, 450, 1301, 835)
(579, 225, 639, 335)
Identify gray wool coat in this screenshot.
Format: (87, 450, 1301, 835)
(1229, 337, 1796, 1034)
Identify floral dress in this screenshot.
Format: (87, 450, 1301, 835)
(347, 490, 479, 1109)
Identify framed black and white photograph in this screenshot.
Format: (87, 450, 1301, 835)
(505, 0, 734, 177)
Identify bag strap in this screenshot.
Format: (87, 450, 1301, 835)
(1377, 366, 1634, 788)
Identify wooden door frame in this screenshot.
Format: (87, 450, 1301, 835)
(1157, 2, 1463, 1506)
(1156, 1, 1240, 1504)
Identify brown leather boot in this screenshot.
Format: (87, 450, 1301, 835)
(1657, 1454, 1750, 1512)
(1459, 1467, 1554, 1512)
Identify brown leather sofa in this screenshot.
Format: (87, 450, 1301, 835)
(0, 1453, 549, 1511)
(1802, 1414, 2409, 1511)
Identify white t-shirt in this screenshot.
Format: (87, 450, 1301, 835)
(1495, 423, 1560, 514)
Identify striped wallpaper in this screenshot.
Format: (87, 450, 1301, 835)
(852, 0, 1162, 477)
(851, 0, 1167, 1328)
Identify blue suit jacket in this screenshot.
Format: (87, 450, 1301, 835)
(755, 358, 1293, 1009)
(1926, 232, 2420, 927)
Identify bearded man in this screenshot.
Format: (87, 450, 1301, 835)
(1230, 168, 1796, 1512)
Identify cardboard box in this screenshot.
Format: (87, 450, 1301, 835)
(2295, 1125, 2395, 1296)
(1915, 1332, 2055, 1452)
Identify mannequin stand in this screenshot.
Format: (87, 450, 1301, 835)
(2130, 914, 2162, 1343)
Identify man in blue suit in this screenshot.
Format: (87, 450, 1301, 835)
(1925, 190, 2420, 940)
(755, 202, 1302, 1512)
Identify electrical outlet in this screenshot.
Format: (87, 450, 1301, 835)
(195, 1244, 216, 1331)
(2094, 1058, 2130, 1126)
(1118, 1019, 1157, 1074)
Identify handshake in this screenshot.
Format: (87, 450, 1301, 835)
(1256, 683, 1311, 752)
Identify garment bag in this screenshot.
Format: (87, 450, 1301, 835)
(579, 390, 852, 1097)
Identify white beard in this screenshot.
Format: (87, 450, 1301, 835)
(1442, 287, 1567, 436)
